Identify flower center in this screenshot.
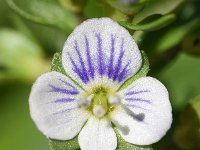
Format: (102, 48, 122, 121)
(82, 86, 120, 118)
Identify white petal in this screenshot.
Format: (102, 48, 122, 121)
(62, 18, 142, 89)
(78, 117, 117, 150)
(112, 77, 172, 145)
(29, 71, 89, 140)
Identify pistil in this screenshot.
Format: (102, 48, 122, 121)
(92, 92, 108, 118)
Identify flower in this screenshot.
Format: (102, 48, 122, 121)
(29, 18, 172, 150)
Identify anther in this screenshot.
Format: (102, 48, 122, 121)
(108, 95, 121, 105)
(78, 94, 94, 108)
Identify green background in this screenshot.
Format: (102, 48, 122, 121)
(0, 0, 200, 150)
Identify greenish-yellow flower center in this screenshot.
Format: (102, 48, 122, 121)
(84, 86, 120, 118)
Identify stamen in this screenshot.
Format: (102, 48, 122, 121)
(78, 94, 94, 108)
(93, 105, 106, 118)
(108, 95, 121, 105)
(86, 94, 94, 105)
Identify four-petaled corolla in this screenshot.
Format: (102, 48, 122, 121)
(29, 18, 172, 150)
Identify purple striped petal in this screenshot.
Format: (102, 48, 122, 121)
(52, 107, 75, 115)
(74, 41, 89, 82)
(68, 54, 87, 83)
(125, 98, 151, 104)
(85, 35, 95, 79)
(62, 18, 142, 87)
(125, 104, 149, 111)
(113, 38, 125, 81)
(29, 72, 89, 140)
(118, 61, 131, 82)
(113, 77, 172, 145)
(125, 90, 150, 96)
(53, 98, 75, 103)
(108, 34, 115, 78)
(49, 84, 79, 95)
(96, 33, 106, 76)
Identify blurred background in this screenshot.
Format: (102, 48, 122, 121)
(0, 0, 200, 150)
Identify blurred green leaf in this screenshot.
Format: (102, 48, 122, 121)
(106, 0, 144, 15)
(190, 96, 200, 121)
(26, 22, 68, 53)
(132, 30, 145, 45)
(118, 51, 149, 91)
(49, 137, 80, 150)
(115, 128, 153, 150)
(84, 0, 105, 18)
(173, 96, 200, 149)
(159, 53, 200, 110)
(132, 0, 184, 24)
(154, 18, 200, 53)
(0, 0, 11, 26)
(0, 29, 49, 81)
(0, 84, 48, 150)
(7, 0, 77, 32)
(59, 0, 87, 13)
(11, 15, 39, 42)
(120, 14, 175, 31)
(182, 27, 200, 56)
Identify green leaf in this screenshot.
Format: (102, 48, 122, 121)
(115, 128, 153, 150)
(106, 0, 144, 15)
(190, 96, 200, 120)
(159, 53, 200, 110)
(49, 137, 80, 150)
(0, 29, 49, 81)
(132, 0, 184, 24)
(51, 52, 66, 75)
(59, 0, 87, 13)
(84, 0, 105, 18)
(7, 0, 77, 32)
(11, 15, 39, 43)
(132, 31, 145, 45)
(0, 84, 49, 150)
(181, 25, 200, 56)
(120, 14, 175, 31)
(173, 96, 200, 149)
(118, 51, 149, 91)
(154, 18, 200, 53)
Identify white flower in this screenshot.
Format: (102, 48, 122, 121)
(29, 18, 172, 150)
